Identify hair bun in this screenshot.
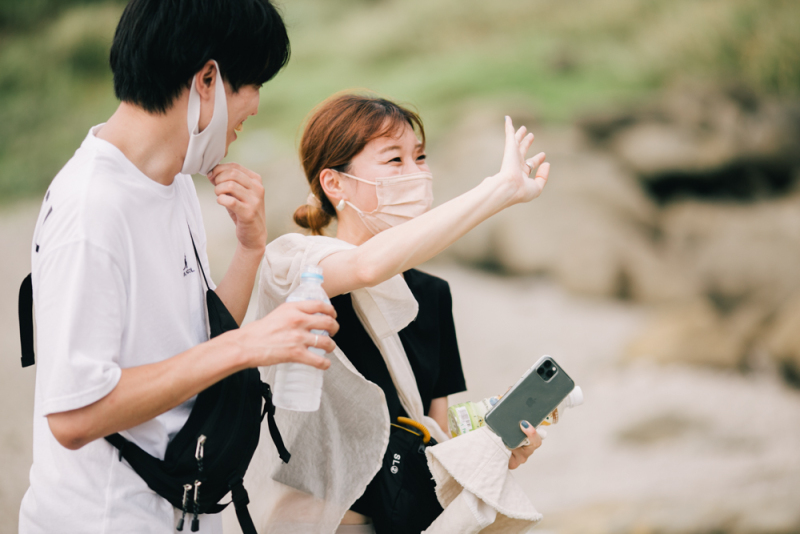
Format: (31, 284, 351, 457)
(293, 203, 332, 235)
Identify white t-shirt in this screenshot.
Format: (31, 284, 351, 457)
(19, 126, 222, 534)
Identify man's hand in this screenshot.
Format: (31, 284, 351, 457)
(208, 163, 267, 252)
(234, 300, 339, 370)
(508, 420, 543, 470)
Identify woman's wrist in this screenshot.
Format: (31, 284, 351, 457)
(478, 173, 518, 214)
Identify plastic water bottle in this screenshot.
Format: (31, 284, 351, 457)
(272, 265, 330, 412)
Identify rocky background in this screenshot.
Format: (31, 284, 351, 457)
(2, 0, 800, 533)
(221, 83, 800, 534)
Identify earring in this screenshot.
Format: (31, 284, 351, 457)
(337, 199, 346, 211)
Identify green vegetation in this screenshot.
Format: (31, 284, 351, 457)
(0, 0, 798, 202)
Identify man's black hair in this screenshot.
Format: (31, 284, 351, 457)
(110, 0, 290, 114)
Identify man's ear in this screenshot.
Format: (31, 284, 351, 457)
(320, 169, 345, 205)
(194, 60, 218, 101)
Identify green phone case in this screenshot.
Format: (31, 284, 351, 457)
(484, 356, 575, 448)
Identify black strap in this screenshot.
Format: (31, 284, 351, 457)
(19, 274, 35, 368)
(188, 227, 211, 293)
(261, 383, 291, 463)
(230, 480, 257, 534)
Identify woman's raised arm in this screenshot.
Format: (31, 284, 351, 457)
(320, 117, 550, 297)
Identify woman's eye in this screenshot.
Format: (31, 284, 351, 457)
(388, 157, 402, 163)
(417, 154, 427, 161)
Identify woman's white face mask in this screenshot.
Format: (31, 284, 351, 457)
(181, 60, 228, 176)
(340, 170, 434, 235)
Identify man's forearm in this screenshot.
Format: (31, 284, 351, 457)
(47, 332, 247, 450)
(215, 243, 265, 324)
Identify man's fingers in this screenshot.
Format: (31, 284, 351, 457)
(216, 194, 241, 212)
(294, 349, 331, 370)
(306, 314, 340, 337)
(291, 299, 338, 319)
(283, 301, 340, 336)
(215, 180, 252, 204)
(208, 163, 260, 184)
(310, 334, 337, 354)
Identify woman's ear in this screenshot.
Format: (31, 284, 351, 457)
(320, 169, 346, 206)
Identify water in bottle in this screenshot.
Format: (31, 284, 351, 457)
(273, 265, 330, 412)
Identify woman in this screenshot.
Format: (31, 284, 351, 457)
(254, 93, 549, 534)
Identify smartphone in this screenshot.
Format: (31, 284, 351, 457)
(484, 355, 575, 448)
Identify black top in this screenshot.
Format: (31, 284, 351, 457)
(331, 268, 467, 422)
(331, 268, 467, 519)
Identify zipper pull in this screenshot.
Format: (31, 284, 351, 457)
(176, 483, 192, 531)
(195, 434, 206, 474)
(190, 479, 201, 532)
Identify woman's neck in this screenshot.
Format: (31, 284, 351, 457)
(335, 217, 374, 246)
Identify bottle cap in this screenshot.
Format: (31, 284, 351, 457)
(564, 386, 584, 408)
(300, 265, 324, 281)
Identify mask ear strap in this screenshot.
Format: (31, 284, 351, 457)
(338, 171, 375, 185)
(336, 171, 370, 214)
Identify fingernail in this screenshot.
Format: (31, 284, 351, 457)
(520, 420, 530, 429)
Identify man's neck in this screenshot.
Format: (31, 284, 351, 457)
(96, 98, 190, 186)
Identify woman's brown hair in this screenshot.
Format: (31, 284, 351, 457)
(294, 92, 426, 235)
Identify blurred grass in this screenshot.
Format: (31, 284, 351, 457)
(0, 0, 798, 203)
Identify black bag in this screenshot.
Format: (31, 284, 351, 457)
(367, 417, 444, 534)
(17, 232, 290, 534)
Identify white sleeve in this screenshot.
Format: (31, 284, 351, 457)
(34, 240, 126, 416)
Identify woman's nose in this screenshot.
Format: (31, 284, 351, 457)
(404, 159, 425, 173)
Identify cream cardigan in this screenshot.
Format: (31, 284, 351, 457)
(244, 234, 542, 534)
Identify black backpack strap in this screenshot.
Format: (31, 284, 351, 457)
(187, 227, 239, 338)
(104, 433, 181, 505)
(187, 226, 211, 292)
(19, 274, 35, 368)
(230, 480, 257, 534)
(260, 383, 291, 464)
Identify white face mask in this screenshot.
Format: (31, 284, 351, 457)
(181, 60, 228, 176)
(340, 170, 434, 235)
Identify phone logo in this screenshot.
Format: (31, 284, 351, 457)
(526, 397, 536, 407)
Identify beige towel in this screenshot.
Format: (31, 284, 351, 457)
(424, 427, 542, 533)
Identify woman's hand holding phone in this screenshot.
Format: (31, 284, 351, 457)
(508, 420, 543, 470)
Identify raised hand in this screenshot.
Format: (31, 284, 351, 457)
(492, 116, 550, 207)
(207, 163, 267, 252)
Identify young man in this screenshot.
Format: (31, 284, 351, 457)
(19, 1, 338, 532)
